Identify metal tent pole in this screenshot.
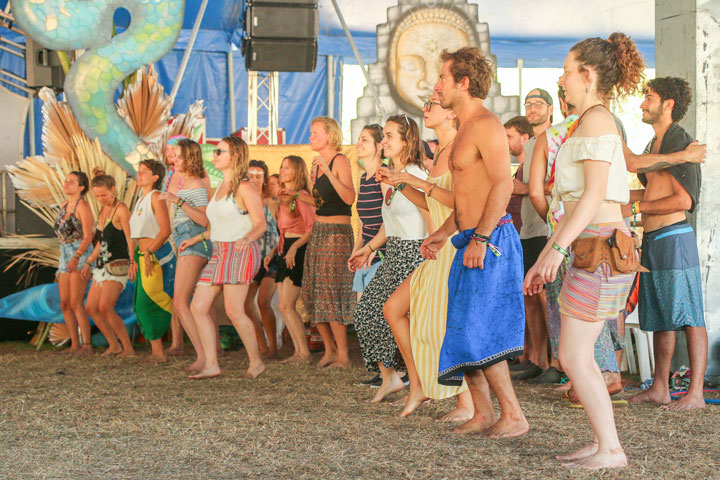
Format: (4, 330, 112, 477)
(328, 0, 386, 118)
(169, 0, 210, 102)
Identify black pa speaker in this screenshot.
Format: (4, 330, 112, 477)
(243, 39, 317, 72)
(25, 38, 65, 90)
(242, 1, 318, 72)
(245, 3, 318, 39)
(14, 195, 54, 236)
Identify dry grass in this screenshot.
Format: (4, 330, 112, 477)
(0, 341, 718, 480)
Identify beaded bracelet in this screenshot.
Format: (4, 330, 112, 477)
(552, 242, 570, 259)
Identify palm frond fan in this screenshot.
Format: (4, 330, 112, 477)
(117, 64, 173, 146)
(149, 100, 206, 161)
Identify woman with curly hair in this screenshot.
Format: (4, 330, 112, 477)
(159, 139, 212, 372)
(524, 33, 646, 470)
(180, 137, 267, 379)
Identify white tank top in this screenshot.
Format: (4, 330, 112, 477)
(130, 190, 161, 239)
(206, 187, 254, 242)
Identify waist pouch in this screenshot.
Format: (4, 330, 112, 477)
(571, 229, 649, 276)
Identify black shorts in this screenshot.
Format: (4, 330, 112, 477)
(275, 237, 306, 288)
(254, 255, 278, 283)
(521, 236, 546, 275)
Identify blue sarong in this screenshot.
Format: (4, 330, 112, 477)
(639, 220, 705, 332)
(438, 215, 525, 386)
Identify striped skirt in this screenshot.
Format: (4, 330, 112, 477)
(198, 241, 260, 286)
(559, 223, 636, 322)
(302, 222, 356, 325)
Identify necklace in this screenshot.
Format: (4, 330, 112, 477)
(433, 140, 452, 167)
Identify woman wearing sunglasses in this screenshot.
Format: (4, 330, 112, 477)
(180, 137, 267, 379)
(349, 114, 429, 403)
(382, 96, 474, 421)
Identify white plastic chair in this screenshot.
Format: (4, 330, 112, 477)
(621, 309, 655, 382)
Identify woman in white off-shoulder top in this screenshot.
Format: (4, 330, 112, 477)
(524, 33, 646, 471)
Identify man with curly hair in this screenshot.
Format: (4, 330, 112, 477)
(624, 77, 707, 410)
(421, 47, 528, 438)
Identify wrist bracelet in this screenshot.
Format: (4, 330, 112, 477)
(471, 232, 502, 257)
(367, 243, 375, 253)
(427, 183, 436, 197)
(631, 201, 641, 215)
(177, 198, 185, 208)
(396, 182, 407, 192)
(471, 232, 492, 243)
(552, 242, 571, 259)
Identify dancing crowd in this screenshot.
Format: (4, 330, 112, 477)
(49, 34, 708, 470)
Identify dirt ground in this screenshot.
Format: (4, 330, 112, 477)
(0, 341, 718, 480)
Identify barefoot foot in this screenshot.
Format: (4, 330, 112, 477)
(189, 366, 221, 379)
(118, 348, 136, 357)
(628, 387, 671, 405)
(556, 442, 598, 461)
(184, 359, 205, 373)
(369, 375, 405, 403)
(486, 414, 530, 439)
(563, 448, 627, 470)
(77, 345, 94, 356)
(166, 347, 186, 357)
(663, 392, 706, 411)
(101, 346, 123, 357)
(318, 351, 337, 368)
(399, 391, 430, 418)
(451, 414, 496, 434)
(437, 405, 474, 423)
(244, 363, 266, 379)
(138, 354, 167, 365)
(328, 360, 350, 369)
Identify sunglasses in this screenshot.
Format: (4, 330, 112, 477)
(214, 148, 229, 156)
(401, 113, 410, 126)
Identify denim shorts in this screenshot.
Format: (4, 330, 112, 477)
(57, 240, 92, 275)
(172, 220, 211, 260)
(352, 260, 382, 293)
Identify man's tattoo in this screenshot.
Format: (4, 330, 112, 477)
(637, 161, 675, 173)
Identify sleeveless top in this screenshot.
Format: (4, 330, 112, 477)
(206, 187, 254, 242)
(256, 203, 280, 257)
(54, 201, 84, 245)
(130, 190, 161, 239)
(312, 154, 352, 217)
(97, 203, 129, 268)
(552, 134, 629, 208)
(381, 164, 428, 241)
(356, 172, 385, 264)
(173, 187, 209, 228)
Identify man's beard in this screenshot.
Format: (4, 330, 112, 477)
(528, 114, 549, 126)
(641, 106, 662, 125)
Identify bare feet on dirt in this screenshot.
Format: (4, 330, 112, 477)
(328, 360, 350, 369)
(244, 363, 266, 379)
(189, 366, 221, 380)
(663, 392, 706, 411)
(317, 351, 337, 368)
(166, 347, 186, 357)
(399, 390, 429, 417)
(139, 354, 167, 365)
(485, 415, 530, 439)
(437, 405, 474, 423)
(369, 374, 405, 403)
(451, 414, 496, 434)
(563, 448, 627, 470)
(628, 387, 671, 406)
(101, 346, 123, 357)
(556, 442, 598, 461)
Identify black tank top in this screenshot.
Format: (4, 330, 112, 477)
(312, 154, 352, 217)
(97, 205, 129, 268)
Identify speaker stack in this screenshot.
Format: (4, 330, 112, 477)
(24, 38, 66, 90)
(242, 0, 319, 72)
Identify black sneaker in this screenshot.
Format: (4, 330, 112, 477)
(357, 374, 381, 387)
(509, 359, 532, 372)
(528, 367, 566, 385)
(514, 364, 543, 380)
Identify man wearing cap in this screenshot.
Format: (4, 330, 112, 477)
(510, 89, 553, 380)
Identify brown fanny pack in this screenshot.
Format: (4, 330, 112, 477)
(571, 229, 649, 276)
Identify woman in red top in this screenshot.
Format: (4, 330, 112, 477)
(267, 156, 315, 362)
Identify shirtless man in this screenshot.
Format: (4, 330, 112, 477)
(422, 47, 528, 438)
(625, 77, 707, 410)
